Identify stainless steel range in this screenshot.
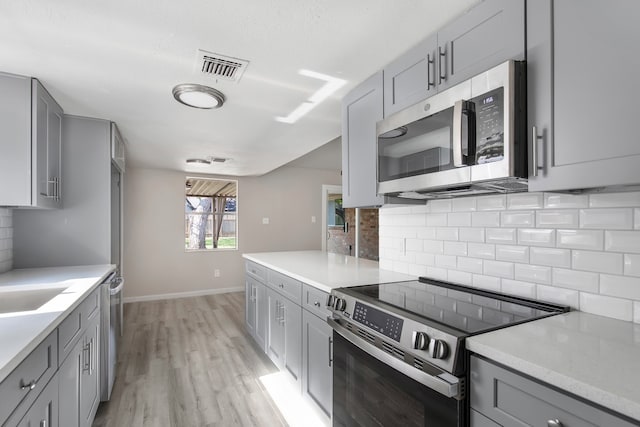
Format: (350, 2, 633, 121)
(327, 277, 569, 426)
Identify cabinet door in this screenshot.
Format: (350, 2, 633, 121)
(58, 338, 82, 427)
(32, 80, 63, 208)
(341, 71, 384, 208)
(266, 289, 285, 369)
(437, 0, 525, 91)
(111, 122, 125, 173)
(15, 374, 59, 427)
(254, 281, 268, 352)
(302, 310, 332, 421)
(528, 0, 640, 191)
(283, 298, 302, 390)
(245, 278, 257, 338)
(79, 311, 100, 427)
(383, 35, 437, 117)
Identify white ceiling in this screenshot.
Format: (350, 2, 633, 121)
(1, 0, 478, 176)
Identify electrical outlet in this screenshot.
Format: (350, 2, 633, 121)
(214, 269, 220, 277)
(311, 216, 316, 223)
(262, 217, 270, 225)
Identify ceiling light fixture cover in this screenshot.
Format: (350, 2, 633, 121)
(173, 84, 225, 109)
(186, 158, 212, 165)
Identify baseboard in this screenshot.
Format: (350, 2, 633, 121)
(123, 286, 244, 303)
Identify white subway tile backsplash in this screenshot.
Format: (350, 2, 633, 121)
(635, 208, 640, 230)
(501, 279, 536, 298)
(501, 211, 535, 227)
(444, 241, 467, 256)
(572, 250, 623, 274)
(417, 227, 437, 239)
(435, 255, 457, 269)
(580, 208, 634, 230)
(452, 197, 476, 212)
(427, 213, 448, 227)
(580, 293, 633, 322)
(410, 205, 430, 214)
(405, 238, 424, 252)
(518, 228, 555, 247)
(530, 247, 571, 268)
(600, 275, 640, 300)
(496, 245, 529, 263)
(0, 209, 11, 274)
(624, 254, 640, 277)
(468, 243, 495, 259)
(457, 257, 484, 274)
(515, 263, 552, 284)
(536, 210, 579, 228)
(472, 274, 501, 291)
(544, 193, 589, 209)
(428, 199, 452, 213)
(486, 228, 516, 244)
(552, 268, 600, 293)
(436, 228, 459, 241)
(507, 193, 543, 210)
(604, 231, 640, 253)
(535, 285, 579, 309)
(635, 302, 640, 324)
(472, 212, 500, 227)
(415, 253, 435, 266)
(459, 228, 485, 242)
(408, 264, 428, 277)
(448, 212, 471, 227)
(477, 195, 506, 211)
(448, 270, 472, 286)
(483, 260, 514, 279)
(556, 229, 604, 250)
(426, 266, 448, 280)
(589, 191, 640, 208)
(423, 240, 444, 254)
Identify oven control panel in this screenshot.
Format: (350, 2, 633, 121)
(352, 302, 404, 342)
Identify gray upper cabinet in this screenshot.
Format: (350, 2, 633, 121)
(383, 34, 438, 117)
(341, 71, 384, 208)
(0, 73, 63, 208)
(302, 309, 332, 423)
(383, 0, 524, 116)
(527, 0, 640, 191)
(110, 122, 125, 173)
(437, 0, 524, 92)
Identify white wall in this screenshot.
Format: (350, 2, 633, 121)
(123, 165, 341, 300)
(379, 192, 640, 323)
(0, 208, 12, 273)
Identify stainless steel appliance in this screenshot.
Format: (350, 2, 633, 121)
(327, 278, 568, 426)
(377, 60, 527, 200)
(100, 274, 124, 401)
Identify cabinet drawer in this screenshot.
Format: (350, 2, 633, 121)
(245, 261, 266, 283)
(302, 284, 331, 319)
(82, 287, 100, 322)
(0, 330, 58, 425)
(59, 287, 101, 362)
(267, 270, 302, 304)
(470, 356, 636, 427)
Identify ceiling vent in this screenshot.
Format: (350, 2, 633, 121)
(196, 49, 249, 83)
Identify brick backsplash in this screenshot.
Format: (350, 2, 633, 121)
(379, 192, 640, 323)
(0, 208, 12, 273)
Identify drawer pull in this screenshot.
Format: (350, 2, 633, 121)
(547, 420, 563, 427)
(20, 379, 37, 390)
(313, 301, 321, 307)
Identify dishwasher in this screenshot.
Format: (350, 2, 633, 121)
(100, 273, 124, 401)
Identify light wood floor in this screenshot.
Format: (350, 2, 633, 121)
(93, 292, 287, 427)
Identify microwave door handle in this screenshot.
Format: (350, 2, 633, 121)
(453, 100, 476, 167)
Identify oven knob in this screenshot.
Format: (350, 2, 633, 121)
(429, 339, 449, 359)
(411, 331, 430, 350)
(334, 298, 347, 312)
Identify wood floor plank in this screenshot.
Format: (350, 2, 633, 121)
(93, 292, 287, 427)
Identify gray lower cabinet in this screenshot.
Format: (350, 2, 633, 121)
(470, 355, 637, 427)
(0, 72, 63, 208)
(383, 0, 524, 116)
(266, 288, 286, 370)
(341, 71, 384, 208)
(527, 0, 640, 191)
(282, 297, 302, 387)
(302, 309, 332, 423)
(245, 276, 267, 351)
(13, 374, 59, 427)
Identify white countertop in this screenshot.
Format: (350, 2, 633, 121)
(243, 251, 415, 292)
(0, 264, 115, 383)
(467, 311, 640, 422)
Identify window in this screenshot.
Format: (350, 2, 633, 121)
(185, 177, 237, 250)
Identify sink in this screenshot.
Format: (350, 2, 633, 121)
(0, 287, 66, 314)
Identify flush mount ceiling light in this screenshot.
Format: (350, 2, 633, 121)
(276, 70, 346, 124)
(172, 84, 225, 109)
(186, 158, 212, 165)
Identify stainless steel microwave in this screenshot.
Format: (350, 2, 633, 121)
(377, 60, 527, 200)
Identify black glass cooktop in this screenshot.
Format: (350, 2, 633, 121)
(347, 277, 570, 335)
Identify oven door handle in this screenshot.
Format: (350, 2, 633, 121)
(327, 317, 462, 400)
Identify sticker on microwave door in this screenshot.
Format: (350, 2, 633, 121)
(476, 132, 504, 164)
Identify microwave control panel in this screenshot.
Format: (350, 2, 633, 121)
(474, 87, 504, 164)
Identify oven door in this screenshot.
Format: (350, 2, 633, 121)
(330, 321, 465, 427)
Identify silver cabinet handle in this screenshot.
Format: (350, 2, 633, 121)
(328, 336, 333, 367)
(532, 126, 543, 177)
(547, 420, 563, 427)
(427, 53, 435, 88)
(20, 379, 37, 390)
(40, 420, 47, 427)
(82, 340, 91, 373)
(438, 45, 447, 84)
(313, 301, 321, 307)
(90, 338, 94, 374)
